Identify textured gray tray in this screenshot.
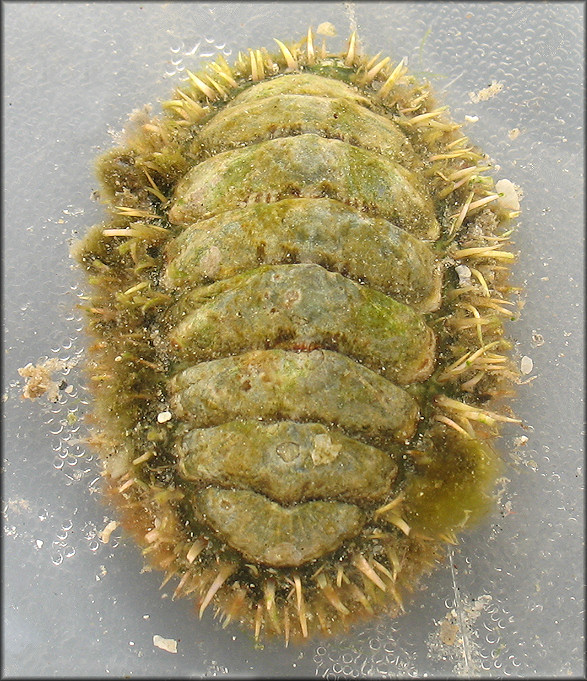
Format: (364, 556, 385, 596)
(3, 2, 584, 677)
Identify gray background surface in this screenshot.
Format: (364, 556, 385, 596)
(3, 1, 584, 677)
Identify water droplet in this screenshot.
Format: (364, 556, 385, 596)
(50, 552, 63, 566)
(185, 41, 200, 56)
(275, 441, 300, 462)
(368, 638, 381, 651)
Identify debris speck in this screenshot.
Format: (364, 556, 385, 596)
(429, 594, 494, 673)
(439, 612, 459, 646)
(317, 22, 337, 36)
(502, 500, 515, 516)
(153, 634, 178, 654)
(18, 358, 69, 401)
(157, 410, 172, 423)
(311, 433, 342, 465)
(5, 498, 32, 514)
(100, 520, 119, 543)
(508, 127, 521, 140)
(468, 80, 504, 103)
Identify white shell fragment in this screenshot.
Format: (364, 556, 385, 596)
(153, 635, 178, 654)
(496, 179, 520, 212)
(520, 355, 533, 375)
(455, 264, 472, 286)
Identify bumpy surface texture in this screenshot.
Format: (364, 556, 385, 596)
(75, 31, 519, 643)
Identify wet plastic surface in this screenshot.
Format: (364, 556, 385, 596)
(3, 2, 584, 677)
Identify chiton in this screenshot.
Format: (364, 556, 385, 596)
(75, 29, 520, 643)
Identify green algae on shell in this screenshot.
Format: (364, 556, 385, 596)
(163, 198, 442, 311)
(74, 29, 520, 645)
(168, 348, 420, 445)
(195, 93, 421, 168)
(197, 488, 366, 568)
(168, 134, 440, 238)
(178, 421, 399, 505)
(165, 263, 436, 384)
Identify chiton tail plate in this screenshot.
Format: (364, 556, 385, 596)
(74, 29, 521, 644)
